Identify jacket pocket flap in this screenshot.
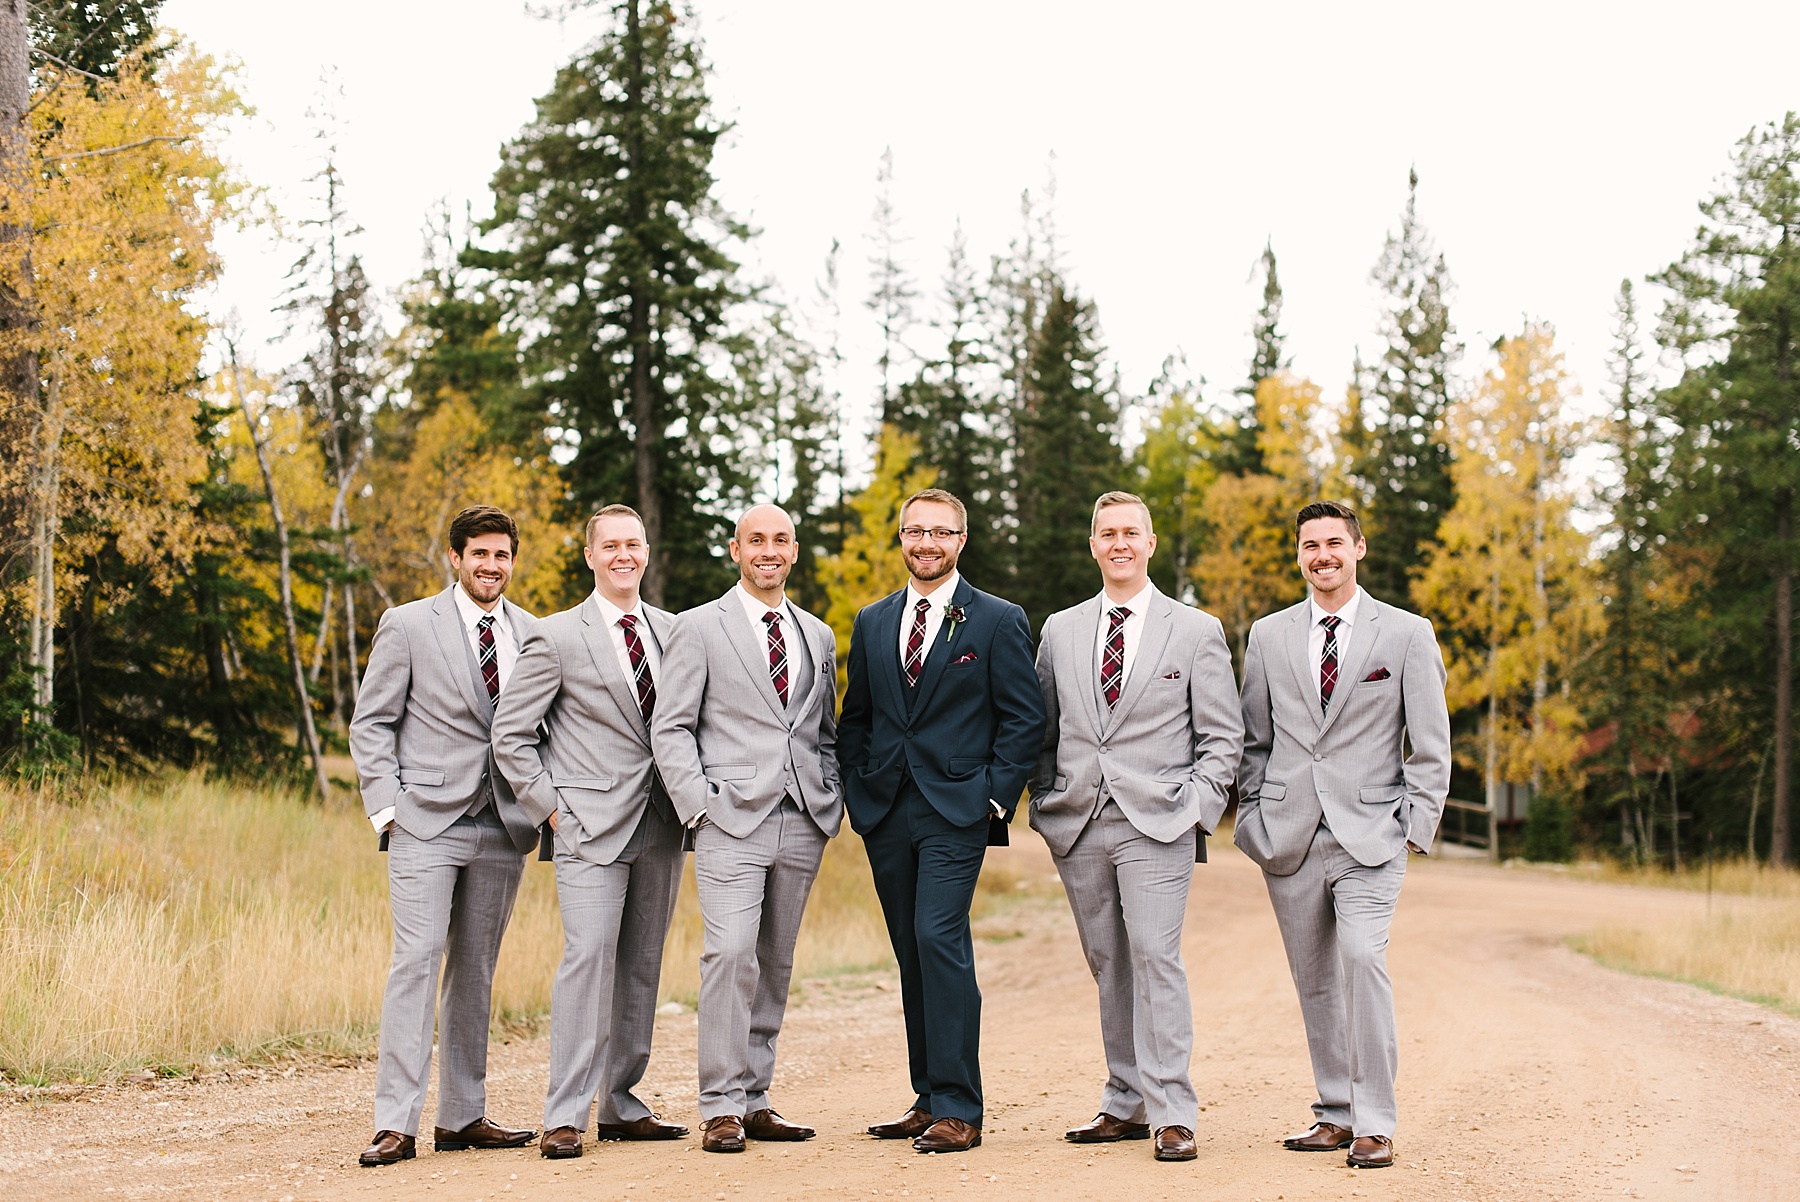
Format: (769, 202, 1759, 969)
(948, 757, 985, 774)
(1256, 780, 1287, 801)
(703, 763, 756, 781)
(1053, 772, 1069, 790)
(556, 776, 614, 791)
(1359, 783, 1406, 804)
(398, 768, 445, 786)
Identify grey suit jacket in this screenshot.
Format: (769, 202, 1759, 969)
(490, 593, 677, 865)
(1028, 588, 1244, 857)
(651, 588, 843, 840)
(350, 586, 541, 855)
(1234, 592, 1452, 874)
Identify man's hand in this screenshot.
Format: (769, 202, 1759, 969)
(1407, 840, 1424, 854)
(547, 811, 559, 832)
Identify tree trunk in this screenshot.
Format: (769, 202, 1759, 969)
(623, 0, 663, 606)
(1773, 489, 1793, 868)
(1485, 543, 1502, 860)
(27, 376, 62, 719)
(0, 1, 40, 656)
(230, 345, 331, 803)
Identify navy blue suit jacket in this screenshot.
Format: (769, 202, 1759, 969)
(838, 577, 1047, 834)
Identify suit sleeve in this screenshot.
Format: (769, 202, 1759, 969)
(1028, 613, 1061, 799)
(491, 623, 565, 828)
(837, 610, 872, 774)
(819, 624, 841, 795)
(349, 606, 411, 819)
(1236, 621, 1273, 808)
(1400, 617, 1453, 853)
(985, 602, 1048, 816)
(1186, 612, 1245, 835)
(647, 610, 711, 825)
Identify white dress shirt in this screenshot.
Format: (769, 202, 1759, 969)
(1093, 580, 1155, 694)
(372, 586, 519, 832)
(899, 569, 962, 664)
(1307, 586, 1365, 707)
(734, 582, 799, 643)
(593, 590, 661, 686)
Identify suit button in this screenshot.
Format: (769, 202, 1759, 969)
(1314, 754, 1324, 762)
(905, 730, 914, 739)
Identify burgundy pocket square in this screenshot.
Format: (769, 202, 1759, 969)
(1161, 670, 1182, 680)
(1363, 667, 1391, 682)
(952, 651, 979, 664)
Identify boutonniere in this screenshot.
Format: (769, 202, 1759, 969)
(943, 603, 967, 643)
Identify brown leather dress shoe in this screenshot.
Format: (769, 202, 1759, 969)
(1283, 1121, 1353, 1151)
(1065, 1113, 1151, 1143)
(433, 1117, 537, 1151)
(702, 1114, 746, 1153)
(913, 1116, 982, 1153)
(540, 1126, 582, 1159)
(1347, 1134, 1395, 1168)
(744, 1108, 815, 1141)
(1154, 1126, 1197, 1161)
(868, 1109, 935, 1139)
(594, 1114, 688, 1141)
(359, 1130, 415, 1167)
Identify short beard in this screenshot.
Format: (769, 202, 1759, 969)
(461, 568, 509, 604)
(741, 561, 792, 592)
(904, 548, 959, 582)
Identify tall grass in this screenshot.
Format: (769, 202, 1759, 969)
(0, 774, 1021, 1083)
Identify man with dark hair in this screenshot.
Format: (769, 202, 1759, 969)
(351, 505, 541, 1167)
(493, 503, 688, 1160)
(839, 488, 1046, 1154)
(1235, 500, 1451, 1170)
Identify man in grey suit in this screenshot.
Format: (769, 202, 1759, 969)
(651, 504, 842, 1154)
(491, 504, 689, 1159)
(1029, 491, 1242, 1164)
(350, 505, 541, 1167)
(1235, 501, 1451, 1170)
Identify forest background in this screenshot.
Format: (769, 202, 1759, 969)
(0, 0, 1797, 878)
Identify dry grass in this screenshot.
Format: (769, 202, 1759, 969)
(0, 774, 1028, 1083)
(1566, 858, 1800, 1015)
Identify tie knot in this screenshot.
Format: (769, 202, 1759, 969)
(915, 597, 931, 615)
(1108, 606, 1131, 625)
(618, 614, 636, 631)
(477, 614, 494, 632)
(762, 611, 781, 627)
(1320, 614, 1341, 632)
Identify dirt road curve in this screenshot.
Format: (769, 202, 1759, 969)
(5, 839, 1797, 1202)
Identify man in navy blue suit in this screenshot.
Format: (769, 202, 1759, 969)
(838, 488, 1047, 1154)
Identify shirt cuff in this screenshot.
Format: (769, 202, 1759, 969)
(989, 799, 1006, 819)
(687, 809, 708, 829)
(370, 806, 395, 834)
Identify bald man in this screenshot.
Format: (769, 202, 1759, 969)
(651, 505, 843, 1153)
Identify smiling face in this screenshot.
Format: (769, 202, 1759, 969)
(730, 504, 798, 601)
(898, 498, 966, 585)
(1090, 502, 1156, 597)
(450, 532, 515, 609)
(585, 513, 649, 607)
(1297, 516, 1366, 604)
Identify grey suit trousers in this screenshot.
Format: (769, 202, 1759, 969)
(375, 808, 525, 1135)
(1263, 822, 1407, 1137)
(693, 798, 827, 1119)
(543, 805, 686, 1131)
(1055, 801, 1199, 1131)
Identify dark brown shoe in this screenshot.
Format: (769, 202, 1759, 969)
(594, 1114, 688, 1141)
(913, 1117, 981, 1153)
(1347, 1134, 1394, 1169)
(1154, 1126, 1197, 1161)
(433, 1117, 537, 1151)
(702, 1114, 746, 1153)
(539, 1126, 582, 1159)
(744, 1108, 815, 1141)
(1065, 1113, 1151, 1143)
(359, 1130, 415, 1167)
(868, 1108, 935, 1139)
(1283, 1121, 1353, 1151)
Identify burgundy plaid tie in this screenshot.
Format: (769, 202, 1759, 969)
(903, 597, 930, 687)
(618, 614, 656, 721)
(763, 611, 789, 706)
(476, 615, 500, 702)
(1319, 614, 1342, 715)
(1101, 606, 1131, 709)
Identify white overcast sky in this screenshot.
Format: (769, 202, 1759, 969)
(163, 0, 1800, 465)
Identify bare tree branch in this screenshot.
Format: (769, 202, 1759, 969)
(43, 134, 187, 161)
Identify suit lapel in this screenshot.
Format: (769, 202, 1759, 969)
(432, 587, 492, 724)
(1318, 595, 1382, 740)
(1068, 596, 1106, 737)
(907, 577, 973, 716)
(1283, 600, 1323, 732)
(719, 591, 789, 721)
(869, 590, 909, 718)
(582, 595, 651, 745)
(1103, 589, 1173, 738)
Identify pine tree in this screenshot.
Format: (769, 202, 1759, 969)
(1221, 241, 1290, 475)
(29, 1, 165, 86)
(477, 0, 747, 610)
(1351, 169, 1459, 603)
(865, 146, 917, 428)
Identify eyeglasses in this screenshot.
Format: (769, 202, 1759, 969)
(898, 526, 965, 543)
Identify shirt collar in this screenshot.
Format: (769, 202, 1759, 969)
(592, 589, 645, 629)
(906, 569, 962, 612)
(1309, 586, 1364, 629)
(1096, 580, 1156, 617)
(454, 583, 506, 633)
(735, 582, 790, 621)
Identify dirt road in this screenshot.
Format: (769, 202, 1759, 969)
(4, 838, 1796, 1201)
